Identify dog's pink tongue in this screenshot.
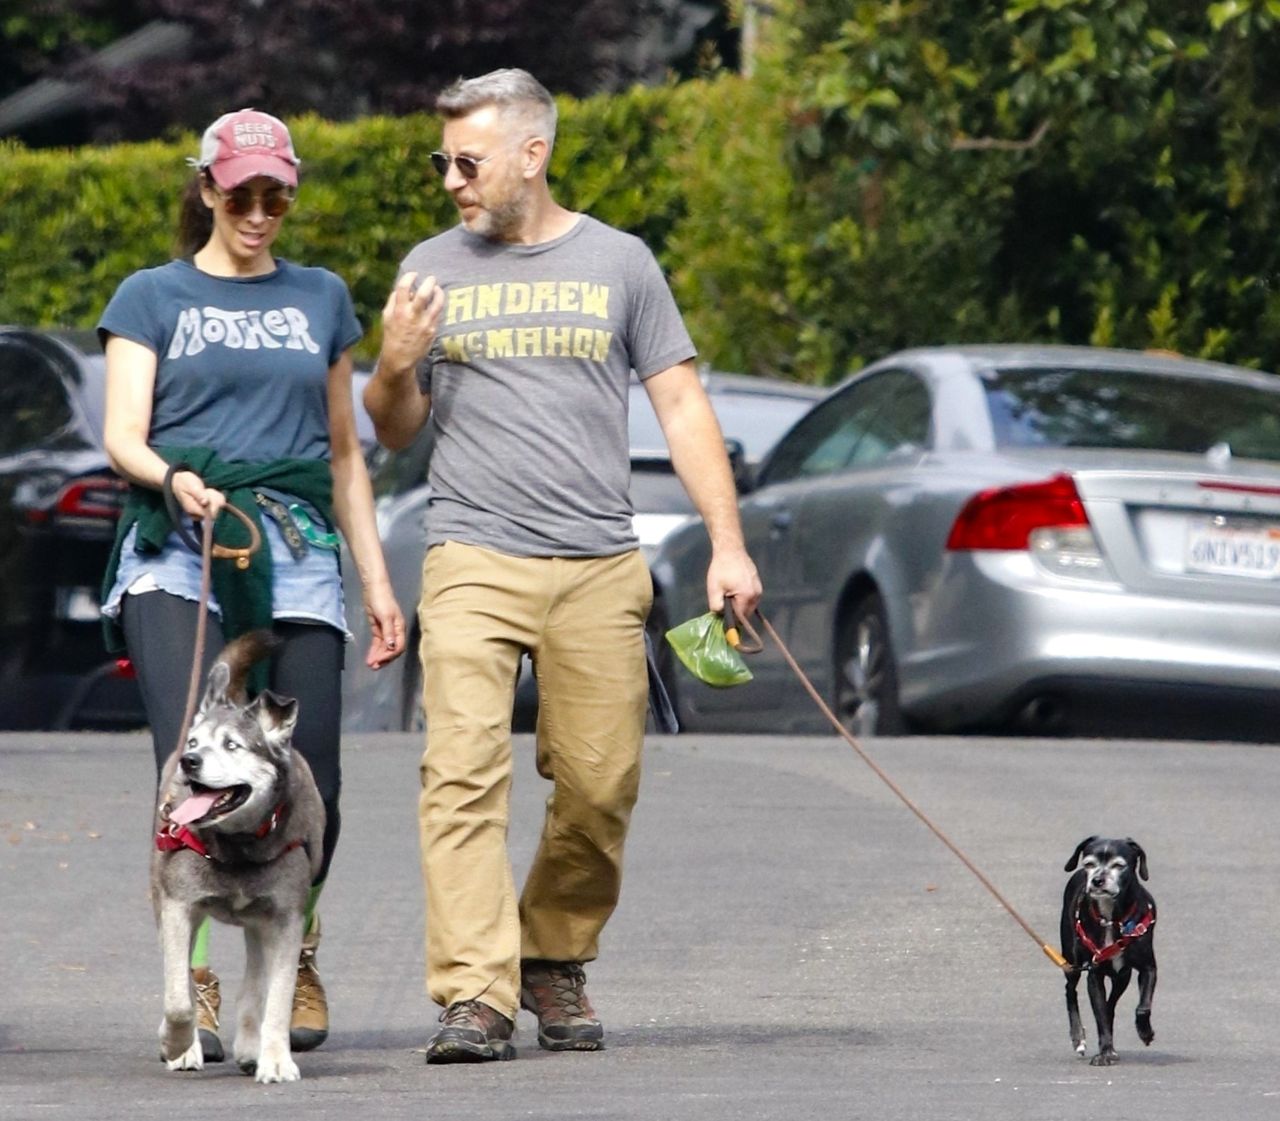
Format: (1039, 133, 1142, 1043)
(169, 791, 221, 826)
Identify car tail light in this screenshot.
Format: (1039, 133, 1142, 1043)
(54, 475, 127, 520)
(946, 474, 1088, 550)
(947, 474, 1111, 579)
(113, 658, 137, 679)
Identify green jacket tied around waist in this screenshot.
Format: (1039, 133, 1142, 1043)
(101, 447, 336, 686)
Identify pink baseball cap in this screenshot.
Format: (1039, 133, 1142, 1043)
(196, 108, 300, 189)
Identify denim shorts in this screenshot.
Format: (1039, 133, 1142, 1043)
(102, 514, 350, 640)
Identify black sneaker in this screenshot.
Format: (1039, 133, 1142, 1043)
(519, 960, 605, 1052)
(425, 1000, 516, 1063)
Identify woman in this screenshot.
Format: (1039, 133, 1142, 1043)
(99, 108, 403, 1061)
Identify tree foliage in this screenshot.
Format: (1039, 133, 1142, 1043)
(758, 0, 1280, 380)
(0, 0, 148, 99)
(8, 3, 1280, 386)
(0, 86, 711, 358)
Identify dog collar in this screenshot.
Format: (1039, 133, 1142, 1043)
(155, 801, 298, 862)
(1075, 900, 1155, 966)
(155, 821, 209, 858)
(253, 802, 289, 840)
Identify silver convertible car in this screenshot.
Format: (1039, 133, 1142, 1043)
(649, 345, 1280, 738)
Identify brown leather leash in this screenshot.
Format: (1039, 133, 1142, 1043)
(164, 478, 262, 756)
(723, 597, 1071, 973)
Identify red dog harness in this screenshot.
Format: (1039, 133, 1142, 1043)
(155, 802, 302, 862)
(1075, 900, 1155, 966)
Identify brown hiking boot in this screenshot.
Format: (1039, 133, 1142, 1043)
(191, 966, 225, 1062)
(425, 1000, 516, 1063)
(519, 960, 604, 1051)
(291, 916, 328, 1051)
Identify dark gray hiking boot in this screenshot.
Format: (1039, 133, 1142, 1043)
(425, 1000, 516, 1063)
(519, 960, 604, 1052)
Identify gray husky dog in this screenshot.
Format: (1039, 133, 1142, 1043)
(151, 631, 324, 1084)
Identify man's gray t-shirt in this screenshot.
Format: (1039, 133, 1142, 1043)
(403, 215, 695, 557)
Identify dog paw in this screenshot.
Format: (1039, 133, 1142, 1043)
(1136, 1013, 1154, 1045)
(159, 1019, 202, 1070)
(164, 1038, 204, 1071)
(1074, 1041, 1087, 1058)
(1089, 1050, 1119, 1067)
(254, 1053, 301, 1084)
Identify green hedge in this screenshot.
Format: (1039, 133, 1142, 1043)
(0, 80, 783, 369)
(8, 42, 1280, 384)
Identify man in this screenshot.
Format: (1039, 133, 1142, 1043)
(364, 68, 762, 1064)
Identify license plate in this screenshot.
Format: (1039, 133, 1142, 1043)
(1185, 518, 1280, 579)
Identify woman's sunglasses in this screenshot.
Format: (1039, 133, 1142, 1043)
(213, 186, 295, 219)
(430, 151, 494, 180)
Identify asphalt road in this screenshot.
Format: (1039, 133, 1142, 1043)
(2, 729, 1278, 1120)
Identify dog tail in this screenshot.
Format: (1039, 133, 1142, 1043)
(217, 629, 283, 701)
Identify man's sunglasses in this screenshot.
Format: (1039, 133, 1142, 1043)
(430, 151, 495, 180)
(213, 185, 295, 219)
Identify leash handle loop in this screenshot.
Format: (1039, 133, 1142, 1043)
(162, 464, 262, 570)
(722, 595, 764, 654)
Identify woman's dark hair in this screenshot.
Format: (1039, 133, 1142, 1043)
(175, 173, 213, 259)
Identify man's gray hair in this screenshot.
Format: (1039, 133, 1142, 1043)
(436, 69, 557, 150)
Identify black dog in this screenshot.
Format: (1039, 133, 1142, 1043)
(1060, 836, 1157, 1066)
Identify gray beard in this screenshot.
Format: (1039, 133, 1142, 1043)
(468, 192, 531, 243)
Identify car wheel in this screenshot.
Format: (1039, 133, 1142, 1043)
(835, 593, 908, 736)
(401, 645, 425, 734)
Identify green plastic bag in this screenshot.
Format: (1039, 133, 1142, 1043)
(665, 612, 754, 688)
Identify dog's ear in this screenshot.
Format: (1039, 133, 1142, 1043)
(198, 661, 232, 715)
(1064, 836, 1097, 872)
(1126, 838, 1149, 881)
(249, 689, 299, 759)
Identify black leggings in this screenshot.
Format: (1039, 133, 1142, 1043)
(122, 591, 345, 883)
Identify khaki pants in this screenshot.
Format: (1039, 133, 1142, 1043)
(417, 541, 653, 1018)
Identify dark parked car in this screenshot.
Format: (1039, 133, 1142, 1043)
(0, 325, 376, 731)
(340, 370, 824, 732)
(650, 345, 1280, 740)
(0, 327, 137, 728)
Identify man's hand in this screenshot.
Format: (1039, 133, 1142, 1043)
(365, 271, 444, 450)
(706, 545, 762, 619)
(380, 271, 444, 374)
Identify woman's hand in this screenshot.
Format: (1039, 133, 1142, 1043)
(170, 470, 227, 520)
(363, 580, 406, 670)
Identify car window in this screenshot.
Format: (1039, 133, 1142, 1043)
(628, 386, 668, 453)
(0, 338, 75, 456)
(627, 380, 820, 462)
(984, 367, 1280, 463)
(631, 461, 695, 513)
(761, 371, 927, 484)
(847, 375, 932, 467)
(703, 395, 820, 461)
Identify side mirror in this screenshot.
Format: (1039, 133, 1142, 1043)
(725, 437, 752, 493)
